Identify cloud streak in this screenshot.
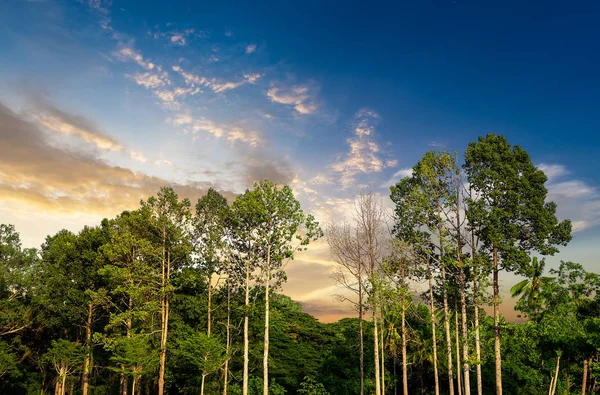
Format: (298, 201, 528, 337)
(267, 84, 318, 115)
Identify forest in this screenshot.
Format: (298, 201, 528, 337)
(1, 133, 599, 395)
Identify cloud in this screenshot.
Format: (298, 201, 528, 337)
(115, 45, 157, 71)
(0, 102, 235, 215)
(246, 43, 257, 54)
(130, 72, 170, 88)
(308, 173, 334, 185)
(168, 114, 262, 147)
(541, 164, 600, 232)
(267, 84, 317, 115)
(380, 168, 412, 188)
(170, 35, 186, 45)
(331, 109, 395, 188)
(155, 159, 173, 166)
(129, 150, 148, 163)
(538, 163, 570, 181)
(173, 66, 262, 94)
(29, 100, 124, 152)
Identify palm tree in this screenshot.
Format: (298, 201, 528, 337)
(510, 257, 553, 317)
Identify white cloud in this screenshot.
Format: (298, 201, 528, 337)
(129, 150, 148, 163)
(170, 35, 186, 45)
(380, 168, 412, 188)
(267, 84, 317, 115)
(538, 163, 570, 181)
(173, 67, 262, 93)
(167, 114, 261, 147)
(115, 46, 156, 71)
(330, 110, 395, 188)
(155, 159, 173, 166)
(246, 43, 257, 54)
(130, 72, 170, 88)
(542, 164, 600, 232)
(309, 173, 334, 185)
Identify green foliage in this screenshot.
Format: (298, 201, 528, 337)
(298, 376, 330, 395)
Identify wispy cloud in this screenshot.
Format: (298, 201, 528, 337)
(267, 84, 318, 115)
(246, 43, 257, 54)
(130, 72, 171, 88)
(172, 66, 262, 93)
(115, 45, 158, 71)
(331, 109, 395, 188)
(168, 113, 261, 147)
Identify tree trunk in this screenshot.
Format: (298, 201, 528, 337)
(263, 244, 271, 395)
(223, 287, 231, 395)
(493, 247, 502, 395)
(582, 357, 589, 395)
(374, 304, 382, 395)
(442, 266, 455, 395)
(428, 261, 440, 395)
(82, 302, 93, 395)
(550, 355, 561, 395)
(132, 377, 137, 395)
(243, 259, 250, 395)
(55, 377, 61, 395)
(207, 278, 212, 337)
(61, 373, 67, 395)
(158, 230, 167, 395)
(456, 175, 471, 395)
(359, 274, 365, 395)
(474, 275, 482, 395)
(455, 305, 462, 395)
(401, 290, 408, 395)
(200, 374, 206, 395)
(120, 365, 127, 395)
(381, 315, 385, 395)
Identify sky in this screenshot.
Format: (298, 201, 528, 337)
(1, 0, 599, 322)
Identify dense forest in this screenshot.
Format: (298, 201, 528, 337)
(1, 134, 599, 395)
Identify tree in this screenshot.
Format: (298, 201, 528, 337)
(175, 332, 226, 395)
(327, 222, 366, 395)
(510, 257, 553, 318)
(141, 187, 192, 395)
(298, 376, 330, 395)
(43, 339, 85, 395)
(232, 180, 322, 395)
(464, 133, 572, 395)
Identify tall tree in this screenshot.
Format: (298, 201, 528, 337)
(327, 222, 366, 395)
(141, 187, 192, 395)
(464, 133, 572, 395)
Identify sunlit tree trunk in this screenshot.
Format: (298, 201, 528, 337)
(428, 260, 440, 395)
(381, 314, 385, 395)
(442, 266, 455, 395)
(493, 247, 502, 395)
(263, 244, 271, 395)
(359, 272, 365, 395)
(401, 268, 408, 395)
(582, 357, 589, 395)
(474, 274, 483, 395)
(82, 302, 93, 395)
(158, 230, 168, 395)
(455, 303, 462, 395)
(243, 259, 250, 395)
(223, 287, 231, 395)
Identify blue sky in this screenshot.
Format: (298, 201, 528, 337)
(1, 0, 599, 320)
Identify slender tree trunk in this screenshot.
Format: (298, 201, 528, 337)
(374, 302, 382, 395)
(456, 173, 471, 395)
(401, 288, 408, 395)
(82, 302, 93, 395)
(243, 259, 250, 395)
(359, 274, 365, 395)
(442, 266, 455, 395)
(61, 373, 67, 395)
(493, 247, 502, 395)
(132, 377, 137, 395)
(455, 304, 462, 395)
(473, 274, 482, 395)
(381, 314, 386, 395)
(207, 278, 212, 337)
(429, 260, 440, 395)
(54, 377, 60, 395)
(263, 244, 271, 395)
(223, 287, 231, 395)
(582, 357, 589, 395)
(201, 374, 206, 395)
(550, 355, 561, 395)
(158, 230, 167, 395)
(122, 295, 133, 395)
